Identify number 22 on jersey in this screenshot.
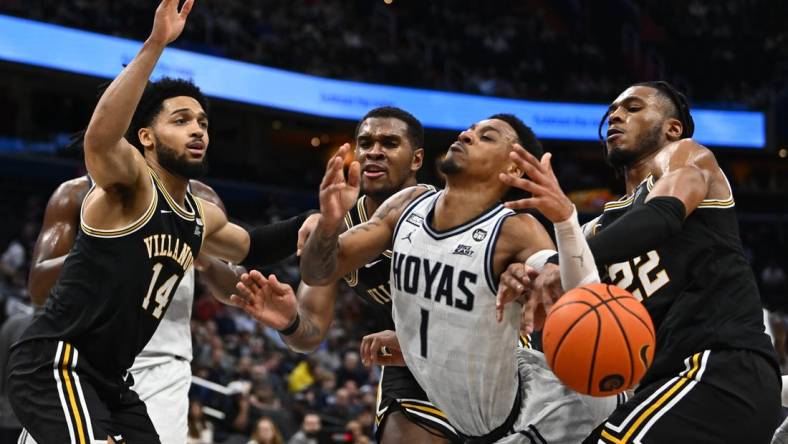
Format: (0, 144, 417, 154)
(606, 250, 670, 301)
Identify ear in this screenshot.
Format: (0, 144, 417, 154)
(410, 147, 424, 172)
(138, 127, 155, 151)
(665, 117, 683, 141)
(506, 155, 524, 179)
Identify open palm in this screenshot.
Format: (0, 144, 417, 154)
(319, 143, 360, 230)
(231, 270, 297, 330)
(149, 0, 194, 46)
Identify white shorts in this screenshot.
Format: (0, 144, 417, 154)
(496, 348, 619, 444)
(130, 358, 191, 444)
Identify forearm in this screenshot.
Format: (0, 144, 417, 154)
(240, 211, 314, 268)
(299, 219, 342, 285)
(280, 310, 326, 353)
(553, 206, 599, 289)
(197, 256, 244, 305)
(587, 197, 685, 265)
(28, 256, 68, 307)
(84, 40, 165, 149)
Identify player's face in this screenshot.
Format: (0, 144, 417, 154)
(439, 118, 518, 178)
(355, 117, 423, 200)
(147, 96, 209, 178)
(605, 86, 669, 167)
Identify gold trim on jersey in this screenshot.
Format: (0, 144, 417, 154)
(400, 402, 448, 419)
(357, 195, 369, 223)
(603, 175, 654, 212)
(343, 213, 359, 287)
(192, 193, 207, 246)
(80, 173, 158, 238)
(149, 168, 196, 220)
(697, 196, 735, 209)
(600, 351, 708, 443)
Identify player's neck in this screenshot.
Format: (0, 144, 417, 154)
(364, 177, 419, 215)
(148, 161, 189, 205)
(622, 152, 660, 194)
(433, 183, 499, 231)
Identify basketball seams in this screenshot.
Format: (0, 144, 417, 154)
(607, 287, 656, 341)
(548, 302, 598, 371)
(580, 286, 636, 389)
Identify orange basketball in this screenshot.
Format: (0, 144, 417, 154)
(542, 283, 655, 397)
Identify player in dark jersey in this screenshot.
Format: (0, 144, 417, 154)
(8, 2, 311, 443)
(232, 107, 458, 443)
(499, 81, 781, 443)
(23, 174, 242, 444)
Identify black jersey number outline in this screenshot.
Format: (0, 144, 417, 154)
(142, 263, 179, 319)
(607, 250, 670, 301)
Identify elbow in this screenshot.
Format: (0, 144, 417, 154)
(27, 279, 49, 308)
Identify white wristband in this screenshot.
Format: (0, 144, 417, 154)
(554, 205, 600, 290)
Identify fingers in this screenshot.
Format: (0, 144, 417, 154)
(179, 0, 194, 17)
(360, 335, 374, 367)
(233, 280, 255, 305)
(502, 197, 539, 210)
(521, 297, 536, 335)
(346, 161, 361, 189)
(499, 173, 542, 194)
(296, 226, 308, 256)
(229, 294, 249, 309)
(512, 144, 545, 174)
(268, 274, 292, 295)
(525, 265, 540, 281)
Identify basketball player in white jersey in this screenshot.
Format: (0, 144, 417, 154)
(293, 114, 615, 442)
(25, 176, 238, 444)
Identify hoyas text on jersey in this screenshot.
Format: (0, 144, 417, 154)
(392, 252, 475, 311)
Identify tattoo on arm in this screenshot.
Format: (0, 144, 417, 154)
(281, 310, 323, 351)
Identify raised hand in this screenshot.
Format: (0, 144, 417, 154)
(360, 330, 406, 367)
(499, 146, 574, 223)
(318, 143, 360, 232)
(296, 213, 322, 257)
(230, 270, 297, 330)
(148, 0, 194, 46)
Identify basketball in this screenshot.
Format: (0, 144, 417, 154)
(542, 283, 655, 397)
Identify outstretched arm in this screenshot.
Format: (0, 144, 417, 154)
(300, 144, 427, 285)
(28, 177, 90, 307)
(83, 0, 194, 190)
(233, 271, 340, 353)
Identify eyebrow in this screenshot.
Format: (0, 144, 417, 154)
(608, 96, 645, 113)
(170, 108, 208, 120)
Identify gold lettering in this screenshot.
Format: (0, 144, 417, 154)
(143, 236, 154, 258)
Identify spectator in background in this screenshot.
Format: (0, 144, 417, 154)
(287, 413, 321, 444)
(248, 417, 285, 444)
(187, 400, 214, 444)
(335, 351, 368, 388)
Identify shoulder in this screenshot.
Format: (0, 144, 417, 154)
(47, 176, 92, 212)
(657, 138, 719, 175)
(189, 180, 225, 210)
(500, 212, 542, 238)
(373, 186, 435, 221)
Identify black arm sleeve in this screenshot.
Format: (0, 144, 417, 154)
(587, 196, 686, 266)
(240, 210, 316, 268)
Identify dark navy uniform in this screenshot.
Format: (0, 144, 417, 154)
(342, 187, 461, 442)
(8, 170, 205, 444)
(586, 175, 781, 444)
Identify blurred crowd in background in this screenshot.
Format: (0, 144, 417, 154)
(1, 0, 786, 107)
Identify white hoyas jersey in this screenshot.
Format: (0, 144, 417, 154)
(390, 190, 520, 437)
(131, 265, 194, 370)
